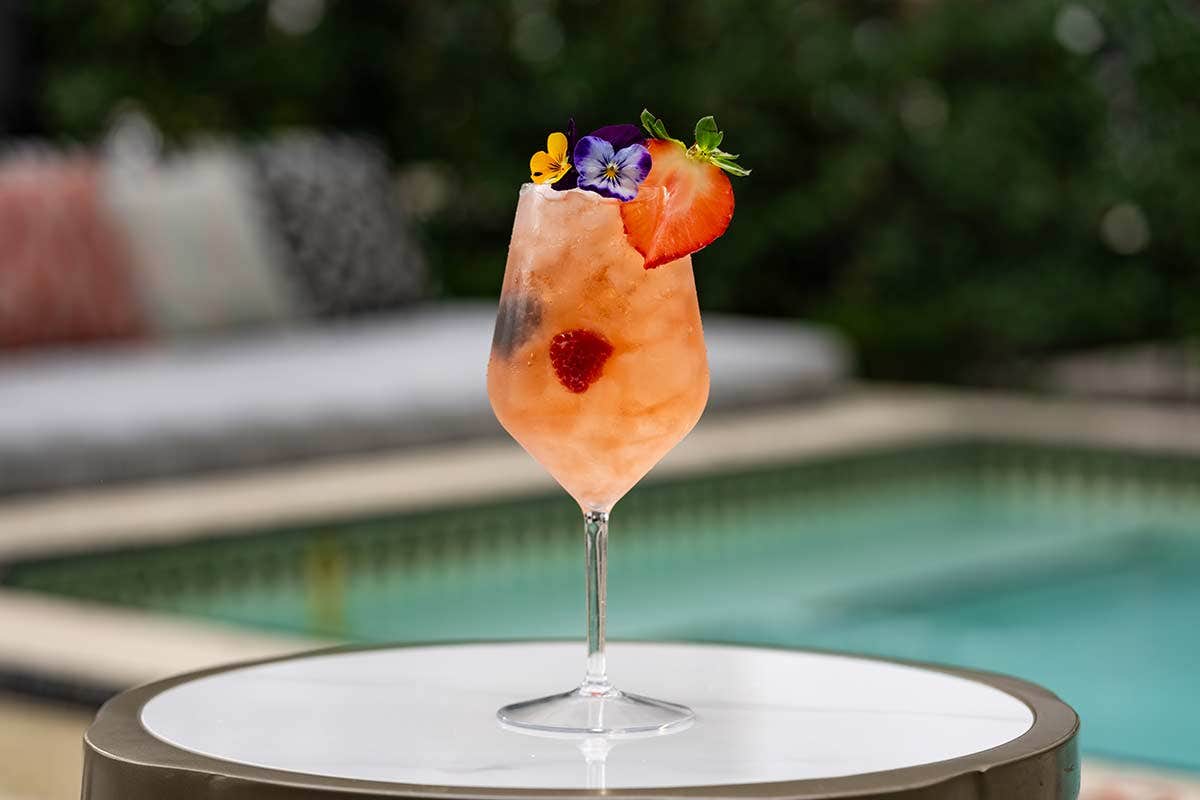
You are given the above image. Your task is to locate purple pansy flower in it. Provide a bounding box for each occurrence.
[573,136,652,201]
[553,122,645,192]
[587,123,644,152]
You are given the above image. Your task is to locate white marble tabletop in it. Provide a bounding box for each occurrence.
[137,641,1039,791]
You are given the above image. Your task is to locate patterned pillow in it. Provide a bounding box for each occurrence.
[0,154,146,349]
[253,132,427,317]
[0,133,426,350]
[103,147,306,336]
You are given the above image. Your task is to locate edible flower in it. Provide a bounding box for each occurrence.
[530,132,572,185]
[551,118,578,190]
[586,123,644,152]
[547,120,644,191]
[573,136,651,201]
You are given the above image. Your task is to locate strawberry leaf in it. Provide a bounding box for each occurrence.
[642,110,750,176]
[712,154,751,176]
[640,109,685,147]
[694,116,724,150]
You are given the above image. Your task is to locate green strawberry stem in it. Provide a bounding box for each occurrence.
[640,108,751,177]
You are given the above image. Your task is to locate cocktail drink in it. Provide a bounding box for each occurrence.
[488,186,709,512]
[488,111,748,735]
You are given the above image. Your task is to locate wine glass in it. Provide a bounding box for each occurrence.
[487,183,709,734]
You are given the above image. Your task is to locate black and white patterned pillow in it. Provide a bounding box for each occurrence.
[253,132,426,317]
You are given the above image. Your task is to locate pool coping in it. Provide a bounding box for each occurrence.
[8,385,1200,565]
[5,385,1200,702]
[0,587,332,699]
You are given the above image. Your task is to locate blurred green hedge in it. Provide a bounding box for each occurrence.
[27,0,1200,380]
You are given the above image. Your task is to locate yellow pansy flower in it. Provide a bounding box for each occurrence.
[530,132,572,184]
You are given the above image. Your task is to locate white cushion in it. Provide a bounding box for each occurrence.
[0,304,850,494]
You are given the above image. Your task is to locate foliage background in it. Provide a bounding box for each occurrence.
[12,0,1200,381]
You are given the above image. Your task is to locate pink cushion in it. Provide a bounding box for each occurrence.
[0,158,146,349]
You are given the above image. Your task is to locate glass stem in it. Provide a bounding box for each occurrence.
[582,510,611,694]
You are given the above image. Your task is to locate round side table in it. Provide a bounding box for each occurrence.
[82,642,1080,799]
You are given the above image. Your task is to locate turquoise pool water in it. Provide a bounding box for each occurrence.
[5,441,1199,769]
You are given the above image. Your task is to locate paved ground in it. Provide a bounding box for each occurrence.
[0,693,88,800]
[1081,765,1200,799]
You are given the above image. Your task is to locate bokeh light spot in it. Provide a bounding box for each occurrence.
[268,0,326,37]
[852,18,892,62]
[1055,4,1105,56]
[511,8,564,66]
[156,0,205,46]
[899,80,949,141]
[1100,203,1151,255]
[104,103,163,164]
[396,162,453,222]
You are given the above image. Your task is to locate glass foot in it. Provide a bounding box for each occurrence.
[497,685,694,735]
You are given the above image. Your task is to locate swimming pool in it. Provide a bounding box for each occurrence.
[4,440,1198,770]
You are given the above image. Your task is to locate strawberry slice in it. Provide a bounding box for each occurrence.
[550,329,614,393]
[619,112,748,270]
[620,139,734,270]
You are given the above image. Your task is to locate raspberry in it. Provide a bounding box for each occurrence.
[550,329,614,393]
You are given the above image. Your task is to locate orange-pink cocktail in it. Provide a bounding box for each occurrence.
[487,183,709,512]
